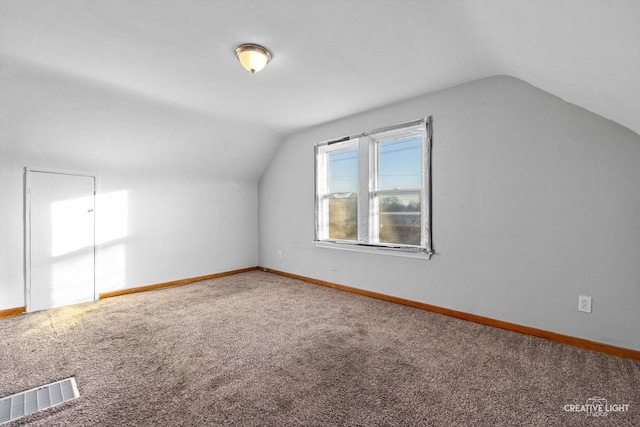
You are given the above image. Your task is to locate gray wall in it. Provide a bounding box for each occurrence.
[259,76,640,351]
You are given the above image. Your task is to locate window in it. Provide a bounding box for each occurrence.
[315,117,433,258]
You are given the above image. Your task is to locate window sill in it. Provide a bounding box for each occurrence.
[314,241,432,260]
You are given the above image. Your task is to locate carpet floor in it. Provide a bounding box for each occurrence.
[1,271,638,426]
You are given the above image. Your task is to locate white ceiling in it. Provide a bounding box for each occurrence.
[1,0,638,180]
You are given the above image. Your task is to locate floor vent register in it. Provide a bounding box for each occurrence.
[0,377,79,424]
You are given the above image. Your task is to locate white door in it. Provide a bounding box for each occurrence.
[28,171,96,311]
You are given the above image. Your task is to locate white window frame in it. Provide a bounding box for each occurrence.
[314,117,433,259]
[315,139,360,243]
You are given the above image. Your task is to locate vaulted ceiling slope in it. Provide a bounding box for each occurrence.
[1,1,638,179]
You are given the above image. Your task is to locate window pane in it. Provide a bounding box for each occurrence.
[328,147,358,193]
[328,197,357,240]
[378,194,421,245]
[327,147,358,193]
[378,136,422,190]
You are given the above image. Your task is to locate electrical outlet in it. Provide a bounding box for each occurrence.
[277,250,282,259]
[578,295,592,313]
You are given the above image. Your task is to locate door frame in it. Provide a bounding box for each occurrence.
[24,167,100,312]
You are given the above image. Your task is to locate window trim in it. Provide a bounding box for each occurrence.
[314,117,433,259]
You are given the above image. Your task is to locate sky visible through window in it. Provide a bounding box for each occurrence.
[378,136,422,190]
[328,147,358,193]
[328,136,422,193]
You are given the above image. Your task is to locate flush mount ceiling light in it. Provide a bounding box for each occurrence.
[235,43,272,74]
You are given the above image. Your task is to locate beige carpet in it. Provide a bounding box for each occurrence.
[1,271,638,426]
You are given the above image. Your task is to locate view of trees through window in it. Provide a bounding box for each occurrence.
[378,195,421,246]
[327,195,421,245]
[375,134,422,246]
[328,197,357,240]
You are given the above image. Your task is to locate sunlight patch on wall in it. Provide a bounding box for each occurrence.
[47,190,129,301]
[96,190,128,245]
[96,191,128,293]
[50,252,94,309]
[96,243,126,293]
[50,195,94,257]
[51,190,129,257]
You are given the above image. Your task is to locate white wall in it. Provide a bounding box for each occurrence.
[0,153,258,309]
[259,76,640,351]
[0,56,261,310]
